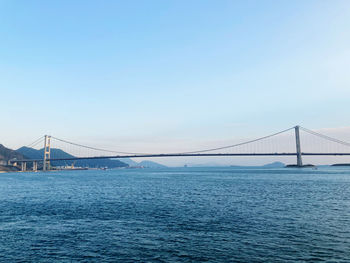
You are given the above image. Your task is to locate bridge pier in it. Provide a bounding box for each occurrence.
[33,161,38,172]
[21,162,27,172]
[295,126,303,167]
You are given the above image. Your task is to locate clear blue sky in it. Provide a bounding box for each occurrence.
[1,0,350,165]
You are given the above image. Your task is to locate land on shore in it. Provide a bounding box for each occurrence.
[0,143,167,172]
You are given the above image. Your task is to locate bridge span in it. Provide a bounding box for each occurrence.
[9,125,350,171]
[14,152,350,163]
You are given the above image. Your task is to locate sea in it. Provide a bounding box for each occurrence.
[0,167,349,262]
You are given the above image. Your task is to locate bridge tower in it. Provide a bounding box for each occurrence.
[295,126,303,167]
[43,135,51,171]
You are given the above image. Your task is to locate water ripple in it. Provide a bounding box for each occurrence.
[0,167,349,262]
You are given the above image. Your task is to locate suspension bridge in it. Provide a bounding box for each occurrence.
[9,125,350,171]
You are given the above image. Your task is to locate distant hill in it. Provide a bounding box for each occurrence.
[0,144,26,161]
[331,163,350,166]
[229,162,286,168]
[16,146,42,160]
[0,144,26,171]
[118,158,139,166]
[0,165,20,172]
[138,160,167,168]
[117,158,167,168]
[16,147,128,168]
[262,162,285,168]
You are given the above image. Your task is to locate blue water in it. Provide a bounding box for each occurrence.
[0,167,349,262]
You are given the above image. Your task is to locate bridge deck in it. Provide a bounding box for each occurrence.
[10,152,350,163]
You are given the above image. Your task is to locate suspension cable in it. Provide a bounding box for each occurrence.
[51,127,294,155]
[50,136,149,155]
[175,127,295,154]
[50,127,295,155]
[299,126,350,147]
[26,136,45,148]
[26,126,350,157]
